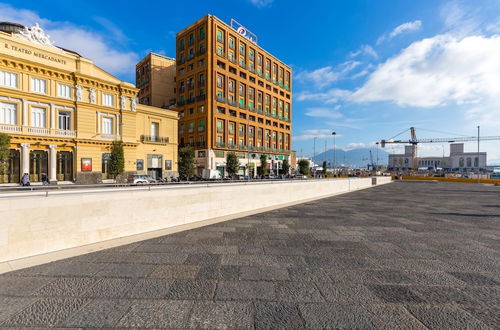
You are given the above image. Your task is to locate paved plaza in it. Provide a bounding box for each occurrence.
[0,181,499,328]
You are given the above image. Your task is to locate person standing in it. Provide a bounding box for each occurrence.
[21,172,30,186]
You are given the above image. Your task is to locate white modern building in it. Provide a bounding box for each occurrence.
[389,143,486,172]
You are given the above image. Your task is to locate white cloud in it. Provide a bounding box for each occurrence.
[293,129,340,141]
[305,106,342,119]
[343,142,378,151]
[295,61,360,88]
[377,20,422,45]
[295,88,351,104]
[349,45,378,59]
[351,34,500,114]
[0,3,139,79]
[248,0,274,8]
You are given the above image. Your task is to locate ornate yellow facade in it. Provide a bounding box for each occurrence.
[0,23,178,184]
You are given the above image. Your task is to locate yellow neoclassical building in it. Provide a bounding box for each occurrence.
[0,22,178,184]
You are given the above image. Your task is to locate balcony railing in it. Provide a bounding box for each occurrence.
[239,103,246,110]
[196,94,206,101]
[179,87,185,93]
[216,96,226,103]
[177,58,185,65]
[0,124,22,133]
[178,100,185,106]
[197,49,206,56]
[217,142,226,147]
[140,135,169,143]
[28,127,50,135]
[217,128,224,133]
[188,128,194,133]
[198,126,205,132]
[187,54,194,61]
[55,129,76,137]
[198,80,205,87]
[228,100,238,107]
[186,98,195,104]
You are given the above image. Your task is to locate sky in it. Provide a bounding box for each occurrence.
[2,0,500,163]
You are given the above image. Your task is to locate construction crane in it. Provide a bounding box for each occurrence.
[380,127,500,170]
[367,150,376,171]
[380,127,500,148]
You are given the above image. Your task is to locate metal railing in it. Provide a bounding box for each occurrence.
[140,135,169,143]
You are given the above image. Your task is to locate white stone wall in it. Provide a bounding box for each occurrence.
[0,177,391,264]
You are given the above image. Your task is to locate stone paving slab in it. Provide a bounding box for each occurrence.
[0,181,499,328]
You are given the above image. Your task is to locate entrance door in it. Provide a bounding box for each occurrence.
[102,153,111,179]
[5,149,20,183]
[57,151,73,181]
[147,154,163,180]
[30,150,48,182]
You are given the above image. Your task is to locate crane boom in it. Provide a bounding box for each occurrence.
[381,135,500,147]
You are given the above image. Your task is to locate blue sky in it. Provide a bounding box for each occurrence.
[3,0,500,163]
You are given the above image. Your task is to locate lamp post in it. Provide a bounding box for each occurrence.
[332,131,336,174]
[313,136,317,178]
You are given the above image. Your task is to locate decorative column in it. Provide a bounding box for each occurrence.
[20,143,30,175]
[22,100,28,126]
[49,145,57,183]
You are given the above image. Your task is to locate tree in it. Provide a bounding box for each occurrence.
[282,159,290,175]
[298,159,310,176]
[0,133,11,180]
[226,152,239,178]
[178,146,195,180]
[322,160,327,175]
[110,140,125,178]
[257,154,268,177]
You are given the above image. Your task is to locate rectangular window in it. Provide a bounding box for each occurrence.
[217,29,224,43]
[229,37,235,49]
[57,83,71,99]
[0,71,17,88]
[102,117,113,134]
[151,122,159,139]
[199,27,205,40]
[199,119,205,131]
[0,102,17,125]
[31,107,46,128]
[58,111,71,130]
[103,93,113,106]
[239,43,245,56]
[31,78,46,94]
[165,160,172,170]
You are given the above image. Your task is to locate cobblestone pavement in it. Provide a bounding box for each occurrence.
[1,181,499,329]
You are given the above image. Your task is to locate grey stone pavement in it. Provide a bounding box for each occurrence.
[1,181,499,329]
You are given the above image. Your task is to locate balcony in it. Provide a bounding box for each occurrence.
[198,126,205,132]
[228,100,238,107]
[248,106,255,112]
[228,57,237,64]
[141,135,170,144]
[186,98,195,104]
[217,128,224,133]
[198,80,205,87]
[178,100,185,106]
[197,48,206,56]
[0,124,21,133]
[196,94,206,101]
[239,63,246,69]
[239,103,246,110]
[217,50,226,58]
[196,141,205,147]
[216,96,226,103]
[188,128,194,133]
[217,142,226,148]
[188,84,194,90]
[177,58,185,65]
[187,54,194,61]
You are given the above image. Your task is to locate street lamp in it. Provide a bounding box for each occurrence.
[313,136,317,178]
[332,131,336,174]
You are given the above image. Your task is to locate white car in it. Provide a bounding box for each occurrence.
[128,174,156,184]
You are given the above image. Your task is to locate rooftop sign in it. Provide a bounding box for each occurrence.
[230,19,258,44]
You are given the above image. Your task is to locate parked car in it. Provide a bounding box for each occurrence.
[127,174,156,184]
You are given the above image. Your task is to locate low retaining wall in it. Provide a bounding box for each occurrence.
[401,176,500,184]
[0,177,391,267]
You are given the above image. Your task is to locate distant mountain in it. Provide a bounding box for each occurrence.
[311,148,389,169]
